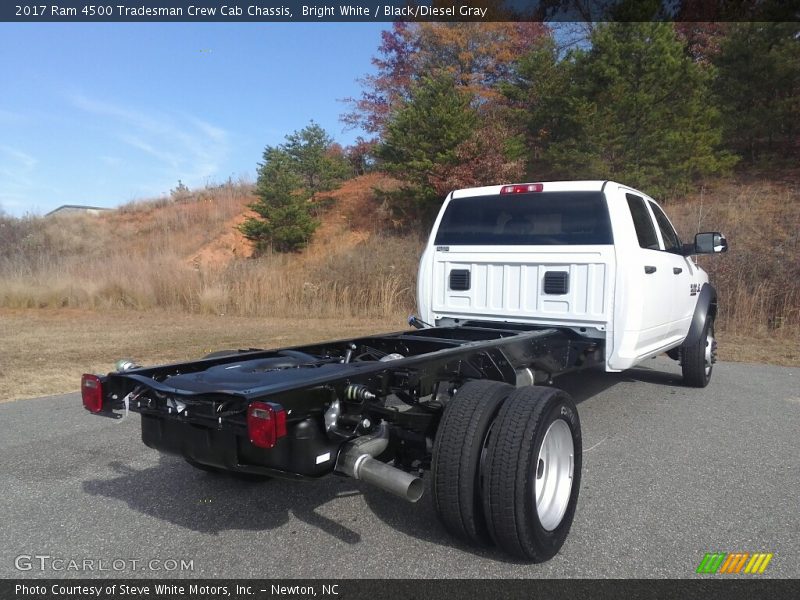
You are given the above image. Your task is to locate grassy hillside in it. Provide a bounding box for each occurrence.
[0,174,420,319]
[668,176,799,340]
[0,172,797,365]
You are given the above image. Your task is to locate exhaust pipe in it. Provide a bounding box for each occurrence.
[335,425,424,503]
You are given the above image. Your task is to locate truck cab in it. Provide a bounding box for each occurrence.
[417,181,727,375]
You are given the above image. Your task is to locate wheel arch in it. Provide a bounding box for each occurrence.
[683,283,717,347]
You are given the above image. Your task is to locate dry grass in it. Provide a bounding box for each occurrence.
[716,332,800,367]
[0,308,405,403]
[218,235,421,318]
[667,176,800,339]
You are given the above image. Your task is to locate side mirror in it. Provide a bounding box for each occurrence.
[693,232,728,255]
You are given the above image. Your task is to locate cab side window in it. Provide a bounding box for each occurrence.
[625,193,659,250]
[648,201,682,253]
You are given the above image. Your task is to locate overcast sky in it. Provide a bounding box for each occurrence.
[0,23,385,216]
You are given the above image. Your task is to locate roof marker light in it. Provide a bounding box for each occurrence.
[500,183,544,194]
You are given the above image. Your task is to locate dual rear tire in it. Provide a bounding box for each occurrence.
[432,380,582,561]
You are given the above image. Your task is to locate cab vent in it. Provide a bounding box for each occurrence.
[543,271,569,295]
[449,269,471,291]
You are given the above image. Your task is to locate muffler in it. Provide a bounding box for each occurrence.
[335,425,423,503]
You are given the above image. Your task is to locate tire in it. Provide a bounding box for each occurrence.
[184,458,271,482]
[482,386,582,562]
[432,380,514,546]
[681,316,716,388]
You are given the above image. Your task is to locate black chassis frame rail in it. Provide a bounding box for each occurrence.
[96,321,601,477]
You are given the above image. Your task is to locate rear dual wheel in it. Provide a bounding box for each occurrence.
[432,381,582,561]
[482,386,582,561]
[432,380,513,545]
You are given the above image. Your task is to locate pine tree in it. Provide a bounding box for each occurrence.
[240,123,348,254]
[282,123,351,192]
[713,23,800,162]
[511,23,734,197]
[376,74,478,224]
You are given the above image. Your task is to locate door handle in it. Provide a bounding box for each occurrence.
[644,266,657,274]
[673,267,683,274]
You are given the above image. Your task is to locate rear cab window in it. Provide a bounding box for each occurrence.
[433,191,613,246]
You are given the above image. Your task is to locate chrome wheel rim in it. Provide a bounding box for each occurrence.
[704,324,717,377]
[535,419,574,531]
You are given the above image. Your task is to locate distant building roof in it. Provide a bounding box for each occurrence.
[45,205,113,217]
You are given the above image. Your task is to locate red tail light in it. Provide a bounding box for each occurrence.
[500,183,544,194]
[81,374,104,413]
[247,402,287,449]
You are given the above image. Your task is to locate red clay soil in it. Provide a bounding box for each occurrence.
[186,173,402,269]
[188,211,256,269]
[302,173,401,264]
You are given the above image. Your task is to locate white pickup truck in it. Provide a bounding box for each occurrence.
[83,180,726,562]
[418,180,727,386]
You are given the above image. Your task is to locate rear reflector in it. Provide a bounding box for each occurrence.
[500,183,544,194]
[81,374,104,413]
[247,401,287,449]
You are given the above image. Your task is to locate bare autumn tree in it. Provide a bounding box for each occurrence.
[428,110,525,197]
[341,22,418,137]
[343,22,550,138]
[345,22,547,228]
[675,22,729,65]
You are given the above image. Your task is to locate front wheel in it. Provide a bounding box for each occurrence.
[682,317,716,388]
[481,386,582,562]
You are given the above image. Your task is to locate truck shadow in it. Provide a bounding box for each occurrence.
[358,482,520,563]
[553,361,685,404]
[82,455,492,560]
[82,456,364,544]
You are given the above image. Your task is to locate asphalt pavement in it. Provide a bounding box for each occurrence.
[1,357,798,578]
